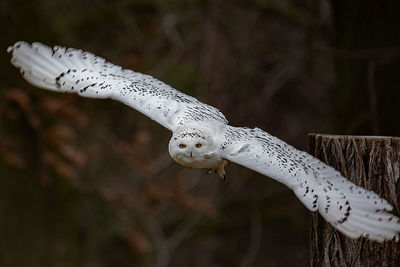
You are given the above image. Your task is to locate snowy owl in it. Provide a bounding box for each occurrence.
[7,41,400,242]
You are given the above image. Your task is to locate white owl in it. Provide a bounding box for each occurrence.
[7,41,400,242]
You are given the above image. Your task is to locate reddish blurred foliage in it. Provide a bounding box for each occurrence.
[41,97,88,128]
[4,88,32,111]
[121,54,141,71]
[1,88,89,181]
[48,124,77,142]
[44,151,77,180]
[146,181,174,201]
[116,131,153,171]
[46,125,88,168]
[126,230,152,254]
[4,88,41,128]
[0,137,27,169]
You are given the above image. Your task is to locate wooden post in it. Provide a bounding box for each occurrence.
[308,134,400,266]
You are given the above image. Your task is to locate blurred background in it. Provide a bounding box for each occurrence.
[1,0,400,266]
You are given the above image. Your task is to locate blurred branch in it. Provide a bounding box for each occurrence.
[161,14,184,48]
[240,207,262,267]
[316,44,400,60]
[168,214,203,253]
[260,54,300,104]
[198,0,219,97]
[148,219,171,267]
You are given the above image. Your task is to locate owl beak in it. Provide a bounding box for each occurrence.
[190,150,193,157]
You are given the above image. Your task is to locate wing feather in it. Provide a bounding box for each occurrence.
[7,41,227,131]
[221,125,400,241]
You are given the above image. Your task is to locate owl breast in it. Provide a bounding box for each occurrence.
[172,152,222,169]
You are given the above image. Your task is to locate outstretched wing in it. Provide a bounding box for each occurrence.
[221,125,400,242]
[7,41,227,131]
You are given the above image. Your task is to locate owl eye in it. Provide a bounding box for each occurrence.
[179,144,186,149]
[195,143,202,148]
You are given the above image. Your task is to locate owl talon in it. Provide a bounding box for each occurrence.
[216,159,229,180]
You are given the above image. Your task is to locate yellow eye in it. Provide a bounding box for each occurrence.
[195,143,202,148]
[179,144,186,149]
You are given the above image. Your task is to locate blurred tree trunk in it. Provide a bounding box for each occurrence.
[308,134,400,267]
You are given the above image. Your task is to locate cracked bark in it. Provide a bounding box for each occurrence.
[308,134,400,267]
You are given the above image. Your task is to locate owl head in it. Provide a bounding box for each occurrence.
[168,127,217,167]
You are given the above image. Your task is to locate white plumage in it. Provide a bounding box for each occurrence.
[8,41,400,242]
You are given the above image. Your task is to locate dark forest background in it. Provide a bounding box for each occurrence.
[1,1,400,266]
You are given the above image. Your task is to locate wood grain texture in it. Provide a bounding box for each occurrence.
[309,134,400,267]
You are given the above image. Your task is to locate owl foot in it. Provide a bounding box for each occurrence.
[217,159,229,181]
[205,160,228,180]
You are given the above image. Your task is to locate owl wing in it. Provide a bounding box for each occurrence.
[221,125,400,242]
[7,42,227,131]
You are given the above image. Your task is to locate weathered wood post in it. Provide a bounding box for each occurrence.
[308,134,400,266]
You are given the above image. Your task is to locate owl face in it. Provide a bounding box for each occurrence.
[168,128,219,168]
